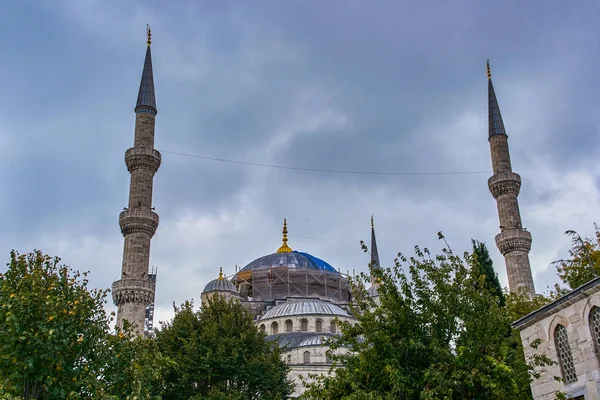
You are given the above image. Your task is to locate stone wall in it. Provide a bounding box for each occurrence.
[517,290,600,399]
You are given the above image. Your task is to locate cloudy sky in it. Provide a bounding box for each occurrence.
[1,0,599,325]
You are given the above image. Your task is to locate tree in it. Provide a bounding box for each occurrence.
[553,224,600,292]
[155,296,293,400]
[301,236,550,400]
[0,250,170,400]
[101,329,173,400]
[0,250,112,399]
[471,239,505,306]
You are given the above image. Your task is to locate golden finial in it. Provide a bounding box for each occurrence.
[146,25,152,46]
[218,267,223,279]
[371,215,374,228]
[486,59,491,80]
[277,218,293,253]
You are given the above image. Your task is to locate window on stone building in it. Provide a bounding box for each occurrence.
[259,324,265,333]
[330,321,337,334]
[285,319,293,333]
[287,354,291,364]
[325,351,332,364]
[271,321,278,335]
[554,324,577,383]
[316,319,323,332]
[303,351,310,364]
[301,318,308,332]
[590,306,600,362]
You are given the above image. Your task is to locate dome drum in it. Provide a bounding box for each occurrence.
[235,266,350,303]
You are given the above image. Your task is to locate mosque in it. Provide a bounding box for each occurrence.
[199,217,379,395]
[111,29,600,399]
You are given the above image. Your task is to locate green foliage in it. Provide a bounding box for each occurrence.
[301,236,552,400]
[101,327,173,400]
[553,224,600,292]
[0,250,170,400]
[0,250,113,399]
[155,296,293,400]
[471,240,505,306]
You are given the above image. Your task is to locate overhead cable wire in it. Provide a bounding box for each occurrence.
[160,216,473,243]
[159,149,491,176]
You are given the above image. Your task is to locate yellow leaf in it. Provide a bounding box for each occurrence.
[48,315,54,321]
[9,293,15,298]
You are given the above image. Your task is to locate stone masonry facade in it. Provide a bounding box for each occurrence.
[514,278,600,399]
[487,62,536,296]
[112,39,160,336]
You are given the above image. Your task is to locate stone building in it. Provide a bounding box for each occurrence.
[200,218,380,397]
[514,277,600,399]
[487,60,600,399]
[113,30,587,398]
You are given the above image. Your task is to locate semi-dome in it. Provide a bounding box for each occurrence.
[262,299,350,320]
[202,268,238,294]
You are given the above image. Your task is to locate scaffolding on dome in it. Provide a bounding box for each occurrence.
[144,266,157,337]
[234,266,351,304]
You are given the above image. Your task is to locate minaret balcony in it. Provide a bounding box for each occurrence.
[488,172,521,199]
[125,147,162,173]
[112,278,155,306]
[495,229,532,255]
[119,209,159,236]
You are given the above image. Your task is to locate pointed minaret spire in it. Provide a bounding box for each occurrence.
[113,27,162,335]
[487,60,506,138]
[136,25,156,114]
[367,216,382,297]
[370,215,380,271]
[277,218,293,253]
[486,60,535,297]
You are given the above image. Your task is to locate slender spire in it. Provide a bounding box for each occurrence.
[218,267,224,280]
[370,215,380,270]
[136,26,156,113]
[277,218,293,253]
[487,59,506,138]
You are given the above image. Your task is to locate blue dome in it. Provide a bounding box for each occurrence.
[202,277,238,294]
[239,251,337,274]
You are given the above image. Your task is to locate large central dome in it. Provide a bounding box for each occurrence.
[233,219,350,304]
[239,251,337,274]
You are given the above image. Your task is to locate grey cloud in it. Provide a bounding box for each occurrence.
[1,0,599,323]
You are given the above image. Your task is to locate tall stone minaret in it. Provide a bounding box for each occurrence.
[112,26,161,335]
[486,60,535,296]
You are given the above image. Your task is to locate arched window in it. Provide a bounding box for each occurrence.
[303,351,311,364]
[325,351,332,364]
[316,319,323,332]
[287,354,292,364]
[301,318,308,332]
[285,319,293,333]
[554,324,577,383]
[259,324,265,333]
[330,321,337,334]
[590,306,600,360]
[271,321,278,335]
